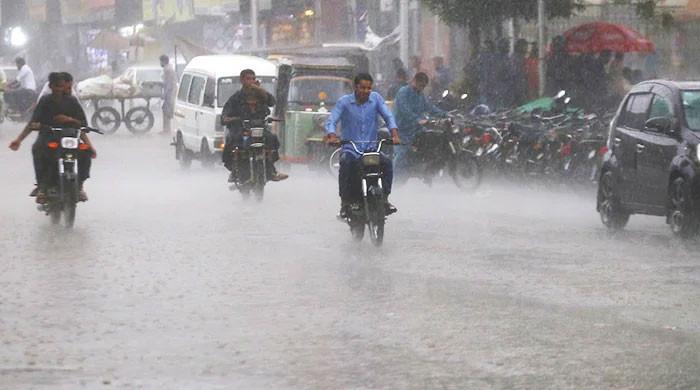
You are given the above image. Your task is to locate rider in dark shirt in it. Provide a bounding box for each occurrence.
[221,69,287,182]
[9,72,95,203]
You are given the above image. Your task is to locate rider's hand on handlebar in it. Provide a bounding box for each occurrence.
[8,139,20,151]
[391,130,401,146]
[325,133,339,145]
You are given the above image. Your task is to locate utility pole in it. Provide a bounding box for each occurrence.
[251,0,258,49]
[400,0,409,66]
[538,0,546,96]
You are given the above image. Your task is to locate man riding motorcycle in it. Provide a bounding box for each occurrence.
[4,57,37,116]
[392,72,446,169]
[8,72,95,203]
[221,69,288,182]
[325,73,401,217]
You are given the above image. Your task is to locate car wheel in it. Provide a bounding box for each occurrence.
[598,170,630,230]
[200,139,214,168]
[669,177,699,238]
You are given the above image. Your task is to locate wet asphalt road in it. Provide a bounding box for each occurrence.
[1,123,699,389]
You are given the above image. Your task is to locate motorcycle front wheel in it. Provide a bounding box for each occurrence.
[350,221,365,242]
[63,180,79,228]
[367,197,385,247]
[451,155,481,192]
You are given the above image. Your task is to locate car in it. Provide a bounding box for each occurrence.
[118,65,164,98]
[597,80,700,237]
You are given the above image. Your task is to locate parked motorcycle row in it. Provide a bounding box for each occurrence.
[434,90,615,188]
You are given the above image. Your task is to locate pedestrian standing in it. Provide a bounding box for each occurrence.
[160,54,177,134]
[525,43,540,100]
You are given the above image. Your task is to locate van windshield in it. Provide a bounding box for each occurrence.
[288,76,352,107]
[217,76,276,107]
[682,91,700,131]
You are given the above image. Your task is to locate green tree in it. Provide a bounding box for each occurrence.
[421,0,585,54]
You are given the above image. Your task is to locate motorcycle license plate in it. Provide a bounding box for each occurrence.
[251,128,264,138]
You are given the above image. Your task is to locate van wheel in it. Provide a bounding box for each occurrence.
[176,134,191,169]
[669,177,699,238]
[201,140,214,168]
[598,170,629,230]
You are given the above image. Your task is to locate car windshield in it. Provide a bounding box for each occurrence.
[137,69,162,83]
[682,91,700,131]
[217,76,276,107]
[288,76,352,106]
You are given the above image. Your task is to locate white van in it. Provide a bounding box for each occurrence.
[173,55,277,166]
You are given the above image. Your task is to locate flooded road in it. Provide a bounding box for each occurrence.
[1,126,699,389]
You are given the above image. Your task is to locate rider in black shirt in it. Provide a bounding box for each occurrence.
[221,69,288,182]
[8,72,95,203]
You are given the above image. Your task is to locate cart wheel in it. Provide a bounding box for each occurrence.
[124,107,155,134]
[91,106,120,134]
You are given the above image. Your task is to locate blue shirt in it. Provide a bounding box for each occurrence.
[393,85,445,141]
[325,91,398,155]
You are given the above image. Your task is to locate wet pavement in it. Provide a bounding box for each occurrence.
[1,124,699,389]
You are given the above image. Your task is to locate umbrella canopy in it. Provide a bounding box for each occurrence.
[562,22,655,54]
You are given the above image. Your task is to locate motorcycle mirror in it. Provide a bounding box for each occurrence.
[460,94,468,100]
[442,90,449,98]
[555,90,566,99]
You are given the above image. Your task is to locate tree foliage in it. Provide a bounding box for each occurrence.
[420,0,586,28]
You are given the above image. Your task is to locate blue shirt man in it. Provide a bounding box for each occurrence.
[325,73,400,215]
[394,73,446,144]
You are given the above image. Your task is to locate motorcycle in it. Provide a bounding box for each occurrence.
[3,82,38,123]
[229,118,274,201]
[339,139,395,246]
[397,117,481,191]
[39,126,102,228]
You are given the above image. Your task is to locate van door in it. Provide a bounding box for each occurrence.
[175,73,192,139]
[198,77,218,151]
[185,75,206,150]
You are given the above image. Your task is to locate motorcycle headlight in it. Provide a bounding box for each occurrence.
[61,137,79,149]
[361,153,381,167]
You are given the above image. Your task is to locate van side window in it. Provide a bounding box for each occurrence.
[178,74,192,102]
[202,77,215,108]
[620,93,652,130]
[188,76,205,105]
[649,95,673,119]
